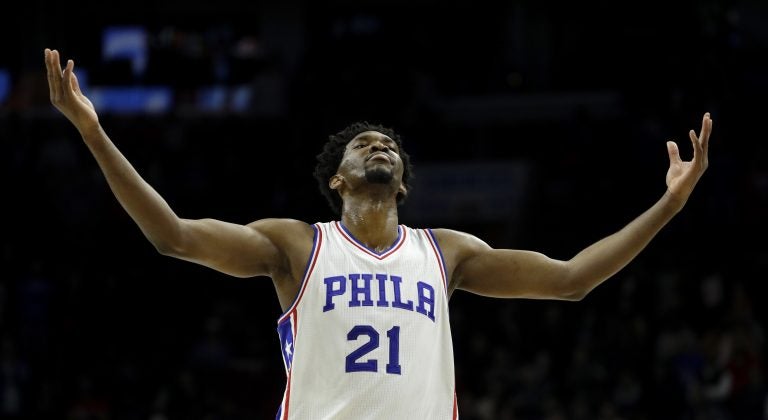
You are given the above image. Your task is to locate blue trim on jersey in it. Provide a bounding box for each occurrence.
[338,221,402,256]
[277,316,295,371]
[276,224,319,323]
[427,229,449,287]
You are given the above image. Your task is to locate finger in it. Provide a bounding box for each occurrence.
[45,49,57,102]
[49,50,64,103]
[688,112,711,161]
[667,141,682,165]
[72,71,82,96]
[44,48,51,77]
[700,112,712,152]
[689,129,701,160]
[62,59,75,99]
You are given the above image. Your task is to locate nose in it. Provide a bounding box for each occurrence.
[369,139,390,153]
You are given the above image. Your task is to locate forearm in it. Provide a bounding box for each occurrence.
[567,190,683,297]
[81,124,183,251]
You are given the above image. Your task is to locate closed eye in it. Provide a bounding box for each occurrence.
[383,140,398,153]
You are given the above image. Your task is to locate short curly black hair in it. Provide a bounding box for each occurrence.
[314,121,413,215]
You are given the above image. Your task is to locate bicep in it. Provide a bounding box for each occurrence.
[456,247,575,300]
[165,218,288,278]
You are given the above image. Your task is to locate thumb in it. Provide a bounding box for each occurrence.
[72,71,83,95]
[667,141,681,164]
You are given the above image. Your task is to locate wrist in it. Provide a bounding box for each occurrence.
[661,189,687,214]
[78,122,104,142]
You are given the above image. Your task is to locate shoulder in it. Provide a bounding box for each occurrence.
[424,228,493,292]
[246,218,316,246]
[429,228,491,255]
[245,218,319,280]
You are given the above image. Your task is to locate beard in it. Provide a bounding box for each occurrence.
[365,167,394,184]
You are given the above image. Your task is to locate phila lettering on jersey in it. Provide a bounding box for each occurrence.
[275,221,458,420]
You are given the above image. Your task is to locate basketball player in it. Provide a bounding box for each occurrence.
[44,48,712,419]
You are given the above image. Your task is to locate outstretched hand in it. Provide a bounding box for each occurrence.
[44,48,98,133]
[665,112,712,207]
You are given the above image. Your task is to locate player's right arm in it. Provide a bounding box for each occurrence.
[44,48,310,280]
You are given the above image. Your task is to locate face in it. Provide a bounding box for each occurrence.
[332,130,406,195]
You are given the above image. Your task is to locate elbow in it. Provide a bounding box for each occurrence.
[560,289,589,302]
[558,276,593,302]
[153,243,177,257]
[153,241,177,257]
[145,223,187,257]
[558,264,599,301]
[545,269,587,301]
[151,237,185,258]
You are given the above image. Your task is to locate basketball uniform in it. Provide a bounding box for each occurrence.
[275,221,458,419]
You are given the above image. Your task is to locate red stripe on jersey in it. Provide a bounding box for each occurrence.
[334,221,407,260]
[423,230,448,292]
[278,224,323,325]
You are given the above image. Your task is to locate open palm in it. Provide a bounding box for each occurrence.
[45,48,98,132]
[665,112,712,205]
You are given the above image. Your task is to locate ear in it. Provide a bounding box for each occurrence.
[329,174,344,191]
[398,182,407,197]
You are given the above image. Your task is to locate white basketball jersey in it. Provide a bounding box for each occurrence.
[275,221,458,420]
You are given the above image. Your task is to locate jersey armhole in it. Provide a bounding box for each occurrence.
[425,228,449,294]
[277,223,322,324]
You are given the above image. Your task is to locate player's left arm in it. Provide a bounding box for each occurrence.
[438,112,712,300]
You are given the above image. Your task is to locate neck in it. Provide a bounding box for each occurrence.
[340,196,400,253]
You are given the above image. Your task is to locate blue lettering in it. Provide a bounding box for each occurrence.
[375,274,389,307]
[323,275,346,312]
[416,282,435,321]
[390,275,414,311]
[322,273,435,322]
[349,274,374,307]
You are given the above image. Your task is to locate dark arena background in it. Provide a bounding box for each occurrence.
[2,0,767,419]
